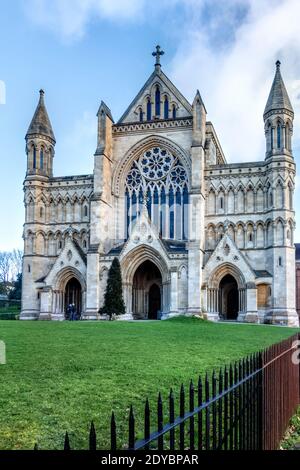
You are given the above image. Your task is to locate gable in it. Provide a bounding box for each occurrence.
[203,232,256,285]
[119,206,169,264]
[118,70,192,124]
[42,237,87,287]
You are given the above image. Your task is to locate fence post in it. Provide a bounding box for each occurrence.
[212,371,217,450]
[205,373,210,450]
[180,384,185,451]
[64,431,71,451]
[89,421,96,450]
[111,412,117,450]
[189,380,195,450]
[169,389,175,450]
[258,350,263,450]
[218,369,223,450]
[128,405,135,450]
[144,398,150,451]
[224,366,228,450]
[157,393,163,450]
[198,376,203,451]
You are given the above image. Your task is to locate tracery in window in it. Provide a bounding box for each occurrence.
[125,147,189,240]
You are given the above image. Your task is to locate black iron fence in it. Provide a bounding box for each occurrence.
[37,333,300,451]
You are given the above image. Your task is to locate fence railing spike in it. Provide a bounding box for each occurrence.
[89,420,97,451]
[169,387,175,450]
[111,411,117,451]
[64,431,70,451]
[157,391,163,450]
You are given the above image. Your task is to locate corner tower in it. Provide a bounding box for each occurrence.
[21,89,56,320]
[263,62,297,326]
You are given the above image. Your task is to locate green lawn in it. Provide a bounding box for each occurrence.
[0,317,298,450]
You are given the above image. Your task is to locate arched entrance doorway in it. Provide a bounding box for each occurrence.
[64,277,82,319]
[148,283,161,319]
[219,274,239,320]
[132,260,162,319]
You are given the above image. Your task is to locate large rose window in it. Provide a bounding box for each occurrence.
[139,148,174,180]
[125,146,189,241]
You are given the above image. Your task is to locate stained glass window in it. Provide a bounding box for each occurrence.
[147,99,151,121]
[155,86,160,117]
[125,147,189,240]
[164,97,169,119]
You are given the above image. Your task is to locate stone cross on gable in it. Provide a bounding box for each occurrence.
[152,45,165,67]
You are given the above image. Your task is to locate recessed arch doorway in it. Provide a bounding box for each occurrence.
[219,274,239,320]
[64,277,82,319]
[132,260,162,319]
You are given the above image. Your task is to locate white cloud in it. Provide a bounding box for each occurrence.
[24,0,146,40]
[170,0,300,164]
[169,0,300,240]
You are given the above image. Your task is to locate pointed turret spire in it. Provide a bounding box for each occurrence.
[26,89,55,142]
[192,89,207,113]
[264,61,293,118]
[192,89,206,147]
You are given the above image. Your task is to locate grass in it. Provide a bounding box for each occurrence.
[281,406,300,450]
[0,317,298,450]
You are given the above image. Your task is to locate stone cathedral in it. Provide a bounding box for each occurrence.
[21,47,298,326]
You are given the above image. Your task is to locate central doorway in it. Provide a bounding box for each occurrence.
[132,260,162,319]
[64,277,82,319]
[148,283,161,319]
[219,274,239,320]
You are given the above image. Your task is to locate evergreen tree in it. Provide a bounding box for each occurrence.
[9,273,22,300]
[100,258,125,319]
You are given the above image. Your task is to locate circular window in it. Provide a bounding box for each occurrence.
[139,147,174,181]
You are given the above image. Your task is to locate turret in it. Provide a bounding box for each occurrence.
[264,61,294,159]
[95,101,114,157]
[25,89,56,177]
[192,90,206,147]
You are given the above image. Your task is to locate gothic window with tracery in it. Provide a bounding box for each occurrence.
[125,146,189,240]
[33,147,36,169]
[147,98,151,121]
[40,149,44,169]
[172,104,176,119]
[277,123,281,149]
[155,86,161,117]
[164,96,169,119]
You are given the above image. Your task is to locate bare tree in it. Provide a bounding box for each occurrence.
[0,251,12,283]
[11,249,23,278]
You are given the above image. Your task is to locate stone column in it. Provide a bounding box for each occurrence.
[39,287,53,320]
[169,267,178,316]
[84,252,99,320]
[202,286,208,313]
[245,282,258,323]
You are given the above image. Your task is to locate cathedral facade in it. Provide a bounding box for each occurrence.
[21,48,299,326]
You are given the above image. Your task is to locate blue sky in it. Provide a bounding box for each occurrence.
[0,0,300,250]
